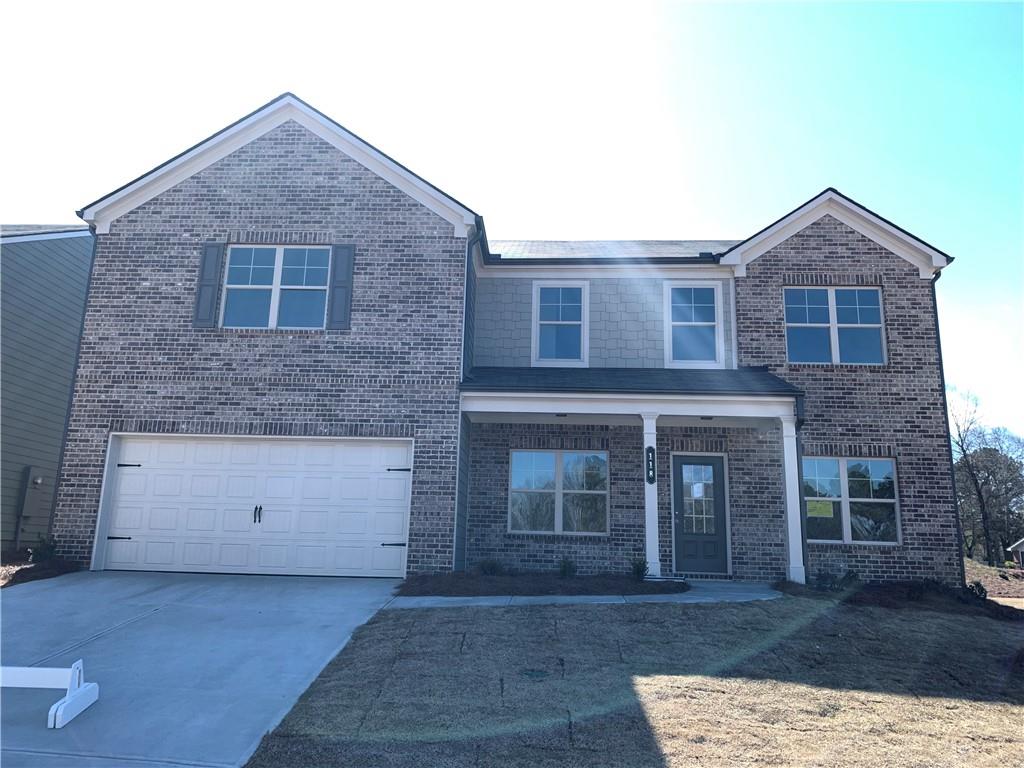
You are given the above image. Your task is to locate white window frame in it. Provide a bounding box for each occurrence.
[804,456,901,546]
[663,280,725,369]
[220,245,331,330]
[784,287,886,365]
[531,280,589,367]
[507,449,609,536]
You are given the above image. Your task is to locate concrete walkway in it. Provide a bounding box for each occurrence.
[1,571,398,768]
[385,579,780,609]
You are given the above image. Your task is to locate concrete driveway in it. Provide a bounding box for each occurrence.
[1,571,398,767]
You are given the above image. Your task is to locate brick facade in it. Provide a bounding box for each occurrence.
[465,422,788,581]
[52,121,467,573]
[735,214,961,585]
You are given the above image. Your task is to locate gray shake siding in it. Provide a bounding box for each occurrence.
[52,121,466,572]
[1,233,93,549]
[473,277,734,367]
[735,214,960,585]
[465,422,788,580]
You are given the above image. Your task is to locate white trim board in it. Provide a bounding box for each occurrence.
[719,189,951,279]
[0,230,92,244]
[79,95,476,238]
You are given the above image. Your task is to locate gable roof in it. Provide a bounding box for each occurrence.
[718,188,952,279]
[78,93,478,237]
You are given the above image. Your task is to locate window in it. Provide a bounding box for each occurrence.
[664,281,724,367]
[509,450,609,534]
[532,282,588,366]
[222,246,330,329]
[784,287,885,364]
[803,457,899,544]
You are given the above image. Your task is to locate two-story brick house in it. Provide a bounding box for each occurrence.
[52,94,962,586]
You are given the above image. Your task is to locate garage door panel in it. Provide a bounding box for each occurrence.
[104,437,411,577]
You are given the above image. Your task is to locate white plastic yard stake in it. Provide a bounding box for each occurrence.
[0,659,99,727]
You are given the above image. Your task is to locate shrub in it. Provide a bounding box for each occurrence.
[966,580,988,600]
[558,557,577,579]
[478,559,504,576]
[630,557,649,581]
[27,536,58,564]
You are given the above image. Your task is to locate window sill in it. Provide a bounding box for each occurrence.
[211,327,346,335]
[807,540,902,548]
[784,362,888,370]
[505,531,610,541]
[531,359,588,368]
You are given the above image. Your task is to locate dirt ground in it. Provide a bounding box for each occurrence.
[398,572,690,596]
[247,592,1024,768]
[965,558,1024,598]
[0,557,78,588]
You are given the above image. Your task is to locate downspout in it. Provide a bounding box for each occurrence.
[931,270,967,588]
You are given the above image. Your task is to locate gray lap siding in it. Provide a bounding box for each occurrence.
[52,121,466,573]
[465,422,789,580]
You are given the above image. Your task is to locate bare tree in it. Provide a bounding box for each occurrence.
[950,393,997,566]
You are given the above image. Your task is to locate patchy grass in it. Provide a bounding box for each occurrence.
[965,558,1024,598]
[398,572,690,597]
[247,591,1023,768]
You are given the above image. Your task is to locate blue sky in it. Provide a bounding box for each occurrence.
[2,0,1021,430]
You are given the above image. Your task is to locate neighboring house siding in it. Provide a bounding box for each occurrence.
[735,214,960,585]
[51,121,466,572]
[465,422,787,580]
[474,277,734,367]
[1,235,93,549]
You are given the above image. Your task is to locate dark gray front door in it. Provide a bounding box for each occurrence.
[673,455,727,574]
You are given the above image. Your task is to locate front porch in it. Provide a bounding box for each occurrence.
[457,371,806,583]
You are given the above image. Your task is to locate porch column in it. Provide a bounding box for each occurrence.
[642,412,661,577]
[780,415,806,584]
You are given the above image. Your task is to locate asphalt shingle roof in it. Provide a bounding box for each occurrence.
[488,240,739,261]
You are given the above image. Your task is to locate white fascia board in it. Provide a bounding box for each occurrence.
[0,230,92,244]
[460,390,796,420]
[721,190,950,279]
[80,96,475,238]
[474,255,735,280]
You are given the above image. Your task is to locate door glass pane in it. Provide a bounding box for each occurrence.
[681,464,715,534]
[223,289,271,328]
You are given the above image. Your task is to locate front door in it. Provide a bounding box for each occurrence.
[672,455,728,574]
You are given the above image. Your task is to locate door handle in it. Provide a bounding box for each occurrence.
[257,505,262,523]
[253,505,258,524]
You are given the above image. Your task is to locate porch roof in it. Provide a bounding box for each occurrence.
[460,366,801,398]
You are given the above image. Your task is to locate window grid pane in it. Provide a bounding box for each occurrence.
[802,456,898,544]
[669,284,718,363]
[537,284,584,361]
[785,287,884,364]
[509,450,608,535]
[223,246,331,330]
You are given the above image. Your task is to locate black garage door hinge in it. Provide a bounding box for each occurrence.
[386,467,411,472]
[381,542,407,547]
[107,536,132,540]
[117,463,142,468]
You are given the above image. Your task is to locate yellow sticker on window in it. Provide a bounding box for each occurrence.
[806,500,834,518]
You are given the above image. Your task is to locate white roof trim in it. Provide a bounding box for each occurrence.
[719,189,952,279]
[0,230,92,244]
[79,95,477,238]
[1008,537,1024,551]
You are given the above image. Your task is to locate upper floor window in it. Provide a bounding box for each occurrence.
[663,281,724,368]
[221,246,330,329]
[784,287,884,364]
[532,281,588,367]
[803,457,899,544]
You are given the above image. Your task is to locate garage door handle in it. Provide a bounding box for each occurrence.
[107,536,132,540]
[381,542,407,547]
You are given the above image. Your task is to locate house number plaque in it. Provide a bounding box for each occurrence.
[645,447,656,484]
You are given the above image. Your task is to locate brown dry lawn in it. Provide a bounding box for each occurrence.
[248,594,1023,768]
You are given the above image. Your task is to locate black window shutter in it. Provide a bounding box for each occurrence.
[327,244,355,330]
[193,242,226,328]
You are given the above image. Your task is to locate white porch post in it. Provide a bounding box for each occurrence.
[780,415,806,584]
[642,412,661,577]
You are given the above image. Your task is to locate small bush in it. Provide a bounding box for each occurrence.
[558,557,577,579]
[478,559,504,576]
[27,536,58,564]
[965,580,988,600]
[630,557,649,581]
[813,569,839,592]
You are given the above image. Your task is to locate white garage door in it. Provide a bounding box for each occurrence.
[99,436,412,577]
